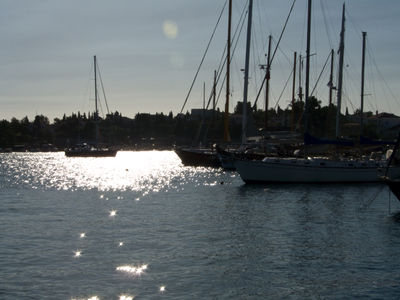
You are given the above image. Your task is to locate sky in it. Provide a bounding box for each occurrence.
[1,0,400,121]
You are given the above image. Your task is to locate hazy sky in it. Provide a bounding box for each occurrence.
[1,0,400,121]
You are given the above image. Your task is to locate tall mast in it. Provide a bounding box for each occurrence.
[336,3,345,138]
[298,54,303,102]
[264,35,272,132]
[291,51,297,131]
[94,55,99,144]
[241,0,253,145]
[304,0,312,134]
[360,31,367,135]
[224,0,232,142]
[94,55,98,118]
[329,49,334,106]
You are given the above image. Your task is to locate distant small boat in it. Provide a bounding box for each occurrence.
[65,143,117,158]
[65,56,117,158]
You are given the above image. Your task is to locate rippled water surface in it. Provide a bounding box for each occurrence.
[1,151,400,299]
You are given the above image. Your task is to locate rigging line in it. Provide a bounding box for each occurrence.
[310,50,331,97]
[320,0,333,49]
[277,43,293,65]
[252,0,297,109]
[274,69,293,110]
[96,60,110,115]
[270,0,296,65]
[179,0,228,114]
[203,0,248,112]
[207,1,248,111]
[197,3,249,143]
[367,40,400,109]
[220,0,249,84]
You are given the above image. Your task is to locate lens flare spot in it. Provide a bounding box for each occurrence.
[169,52,185,69]
[163,20,178,39]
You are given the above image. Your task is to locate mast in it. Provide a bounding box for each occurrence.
[224,0,232,142]
[298,54,303,102]
[336,3,345,138]
[264,35,272,132]
[291,51,297,131]
[304,0,312,135]
[241,0,253,145]
[94,55,98,118]
[329,49,334,106]
[213,70,216,122]
[94,55,99,145]
[360,31,367,135]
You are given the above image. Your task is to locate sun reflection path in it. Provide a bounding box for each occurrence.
[2,151,230,192]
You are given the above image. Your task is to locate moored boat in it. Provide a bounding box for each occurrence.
[65,143,117,158]
[65,56,117,158]
[174,147,220,167]
[235,156,399,183]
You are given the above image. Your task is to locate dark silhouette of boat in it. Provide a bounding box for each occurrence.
[174,147,220,167]
[65,56,117,158]
[65,143,117,157]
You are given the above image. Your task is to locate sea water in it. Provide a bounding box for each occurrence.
[1,151,400,299]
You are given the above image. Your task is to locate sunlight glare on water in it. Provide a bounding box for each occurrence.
[0,151,215,192]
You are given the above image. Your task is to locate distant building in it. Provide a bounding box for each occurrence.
[367,113,400,138]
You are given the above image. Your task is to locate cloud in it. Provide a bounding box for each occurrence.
[162,20,178,39]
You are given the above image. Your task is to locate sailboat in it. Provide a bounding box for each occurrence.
[65,56,117,158]
[235,1,400,183]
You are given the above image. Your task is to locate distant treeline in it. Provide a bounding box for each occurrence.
[0,98,380,150]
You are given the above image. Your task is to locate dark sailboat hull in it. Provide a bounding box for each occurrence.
[387,179,400,201]
[174,147,221,168]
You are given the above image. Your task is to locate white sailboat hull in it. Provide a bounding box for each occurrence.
[235,157,400,183]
